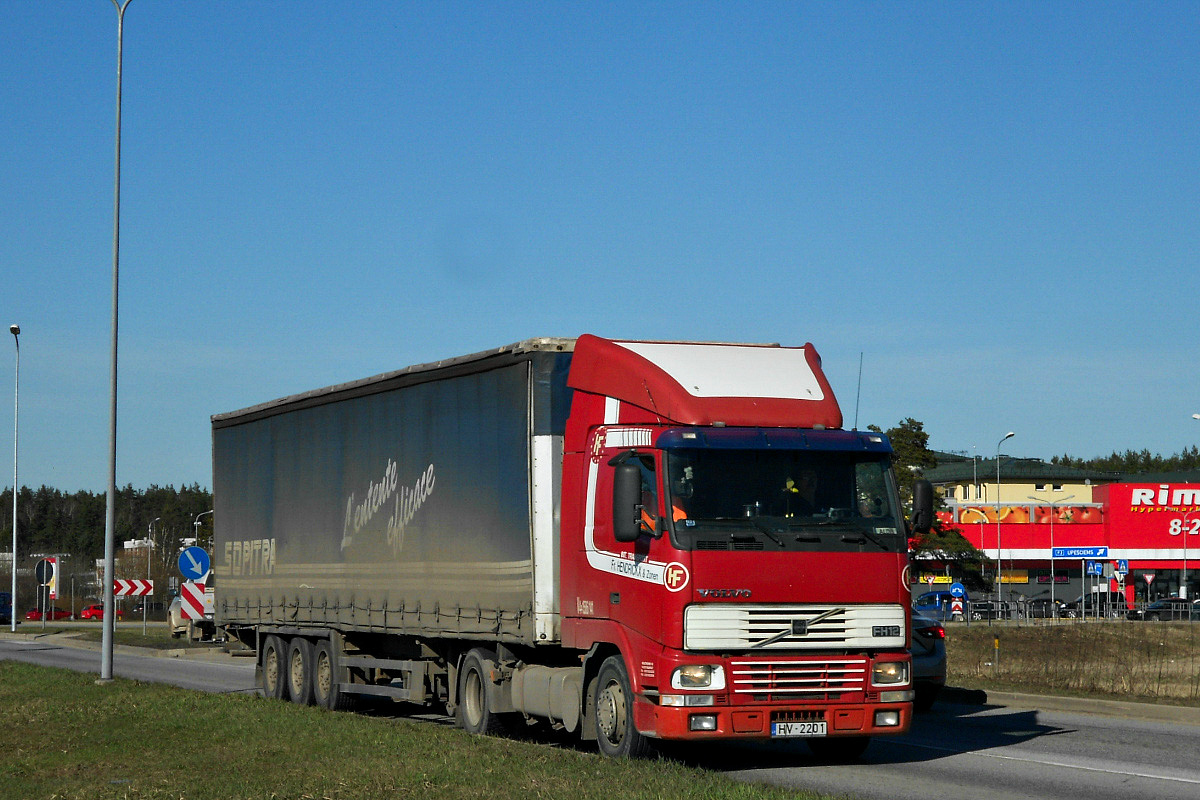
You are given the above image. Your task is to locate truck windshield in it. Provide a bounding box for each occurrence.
[664,449,904,553]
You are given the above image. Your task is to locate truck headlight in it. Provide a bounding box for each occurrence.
[671,664,726,690]
[871,661,909,686]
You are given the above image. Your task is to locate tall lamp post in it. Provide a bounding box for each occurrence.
[9,325,18,633]
[192,509,213,551]
[995,431,1016,613]
[144,517,159,635]
[1190,419,1200,599]
[101,0,134,684]
[1182,509,1194,602]
[1029,493,1075,618]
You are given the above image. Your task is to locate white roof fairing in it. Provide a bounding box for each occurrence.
[615,341,825,400]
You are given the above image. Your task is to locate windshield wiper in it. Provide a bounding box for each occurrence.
[748,519,786,548]
[841,527,891,552]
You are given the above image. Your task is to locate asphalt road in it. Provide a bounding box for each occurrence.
[707,700,1200,800]
[0,633,257,695]
[3,633,1198,800]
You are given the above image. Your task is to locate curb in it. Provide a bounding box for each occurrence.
[0,629,244,661]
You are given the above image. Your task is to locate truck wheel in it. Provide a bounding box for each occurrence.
[807,735,870,762]
[261,635,287,699]
[313,639,356,711]
[456,648,515,736]
[593,656,653,758]
[287,637,315,705]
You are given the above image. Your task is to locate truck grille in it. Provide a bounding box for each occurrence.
[729,657,868,701]
[684,604,906,650]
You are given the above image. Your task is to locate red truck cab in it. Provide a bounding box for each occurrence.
[559,335,921,758]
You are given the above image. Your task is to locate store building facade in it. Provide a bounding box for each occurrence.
[923,456,1200,604]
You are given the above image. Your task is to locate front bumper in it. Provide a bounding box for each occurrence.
[638,696,913,740]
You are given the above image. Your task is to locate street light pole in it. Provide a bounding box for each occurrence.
[101,0,134,684]
[9,325,18,633]
[995,432,1015,614]
[1183,509,1194,602]
[1029,493,1075,618]
[144,517,159,635]
[193,509,214,551]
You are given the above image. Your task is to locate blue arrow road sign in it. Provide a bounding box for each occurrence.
[1053,546,1109,559]
[178,546,211,580]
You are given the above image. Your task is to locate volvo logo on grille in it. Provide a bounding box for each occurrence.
[697,588,752,598]
[752,607,846,648]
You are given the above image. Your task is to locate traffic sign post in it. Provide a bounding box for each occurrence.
[34,558,59,629]
[113,579,153,597]
[180,582,211,621]
[178,547,211,583]
[1053,546,1108,559]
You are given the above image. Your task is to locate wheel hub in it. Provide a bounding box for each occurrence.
[596,680,625,743]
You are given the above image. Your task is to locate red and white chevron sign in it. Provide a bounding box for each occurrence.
[113,579,154,597]
[181,582,208,620]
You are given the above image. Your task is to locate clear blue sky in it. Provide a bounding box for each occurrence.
[2,2,1198,492]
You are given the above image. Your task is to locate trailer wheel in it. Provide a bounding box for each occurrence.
[261,635,287,699]
[807,735,870,762]
[313,639,356,711]
[456,648,514,736]
[287,637,315,705]
[593,656,653,758]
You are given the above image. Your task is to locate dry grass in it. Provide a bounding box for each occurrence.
[947,620,1200,705]
[0,662,827,800]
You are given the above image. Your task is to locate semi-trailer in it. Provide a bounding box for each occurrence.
[212,334,932,759]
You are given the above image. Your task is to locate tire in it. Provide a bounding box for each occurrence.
[456,648,515,736]
[313,639,356,711]
[593,656,654,758]
[287,637,316,705]
[807,735,870,762]
[261,635,288,699]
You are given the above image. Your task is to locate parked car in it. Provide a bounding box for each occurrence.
[78,603,124,621]
[1127,597,1199,621]
[131,600,167,616]
[25,607,71,621]
[1025,597,1064,619]
[913,589,967,621]
[0,591,12,625]
[1061,592,1127,618]
[910,610,947,712]
[967,599,1008,620]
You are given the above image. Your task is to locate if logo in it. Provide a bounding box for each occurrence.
[664,562,690,592]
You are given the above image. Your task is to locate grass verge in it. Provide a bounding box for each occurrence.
[946,620,1200,706]
[0,661,827,800]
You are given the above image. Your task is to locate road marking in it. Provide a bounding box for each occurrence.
[897,739,1200,786]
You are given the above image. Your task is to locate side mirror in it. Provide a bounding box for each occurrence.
[613,463,644,543]
[911,478,934,534]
